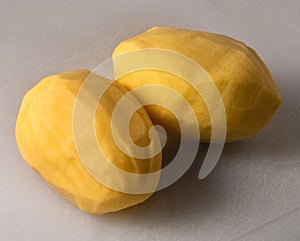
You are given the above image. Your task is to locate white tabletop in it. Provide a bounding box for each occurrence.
[1,0,300,240]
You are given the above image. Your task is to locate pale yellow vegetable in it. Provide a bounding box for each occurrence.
[113,27,282,142]
[15,70,162,214]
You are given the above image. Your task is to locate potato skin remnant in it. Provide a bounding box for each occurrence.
[113,26,282,142]
[15,70,162,214]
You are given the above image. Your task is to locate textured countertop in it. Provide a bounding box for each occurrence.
[1,0,300,240]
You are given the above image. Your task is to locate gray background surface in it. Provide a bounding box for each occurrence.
[1,0,300,240]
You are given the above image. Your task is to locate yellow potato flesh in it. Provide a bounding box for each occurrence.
[113,27,282,142]
[15,70,162,214]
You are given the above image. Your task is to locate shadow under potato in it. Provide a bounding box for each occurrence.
[99,139,227,224]
[96,72,300,225]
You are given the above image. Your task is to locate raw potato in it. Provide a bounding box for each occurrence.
[113,27,282,142]
[15,70,162,214]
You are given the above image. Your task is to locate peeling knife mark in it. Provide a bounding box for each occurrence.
[231,205,300,241]
[110,227,132,241]
[54,22,104,38]
[140,17,149,31]
[282,92,300,106]
[111,27,124,47]
[61,203,72,217]
[199,21,217,32]
[284,23,300,30]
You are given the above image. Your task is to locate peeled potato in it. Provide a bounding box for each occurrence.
[15,70,162,214]
[113,27,282,142]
